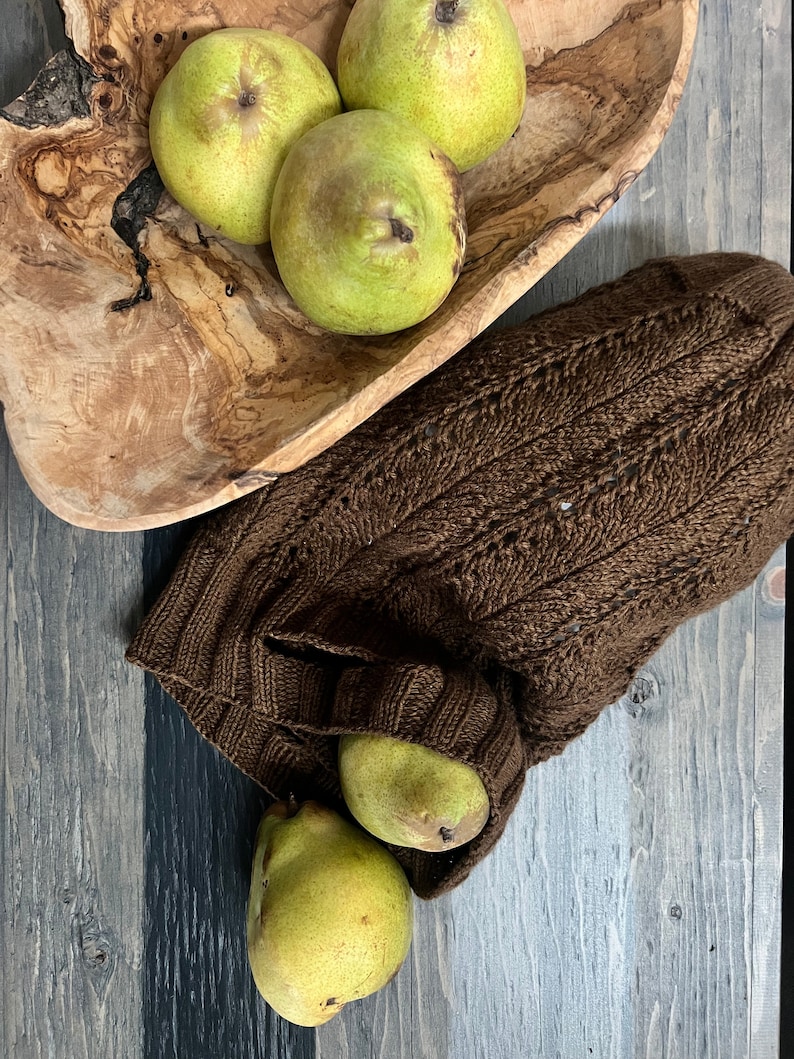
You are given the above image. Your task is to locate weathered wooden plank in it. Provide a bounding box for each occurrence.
[2,10,149,1058]
[141,526,316,1059]
[627,586,760,1057]
[430,708,634,1059]
[750,546,787,1058]
[759,0,792,262]
[0,0,70,100]
[1,448,147,1058]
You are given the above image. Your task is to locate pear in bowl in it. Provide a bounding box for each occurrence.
[337,0,526,172]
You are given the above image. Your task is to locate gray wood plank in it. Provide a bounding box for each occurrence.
[750,546,787,1058]
[141,527,316,1059]
[2,10,148,1058]
[2,447,147,1058]
[626,583,761,1057]
[143,676,315,1059]
[0,0,70,102]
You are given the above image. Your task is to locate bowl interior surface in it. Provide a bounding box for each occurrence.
[0,0,696,529]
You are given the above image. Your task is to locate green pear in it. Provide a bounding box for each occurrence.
[148,28,341,244]
[247,799,413,1027]
[337,0,526,172]
[269,108,466,335]
[338,734,491,852]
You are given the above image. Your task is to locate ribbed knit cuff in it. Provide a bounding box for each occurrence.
[250,651,527,897]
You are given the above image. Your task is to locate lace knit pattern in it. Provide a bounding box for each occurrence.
[128,252,794,898]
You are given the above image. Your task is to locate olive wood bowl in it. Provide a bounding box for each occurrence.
[0,0,698,530]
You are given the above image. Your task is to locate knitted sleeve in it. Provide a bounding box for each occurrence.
[127,252,794,898]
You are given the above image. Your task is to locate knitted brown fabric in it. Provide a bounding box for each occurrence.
[127,252,794,899]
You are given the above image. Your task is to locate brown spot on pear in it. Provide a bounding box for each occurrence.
[338,734,490,852]
[246,800,413,1027]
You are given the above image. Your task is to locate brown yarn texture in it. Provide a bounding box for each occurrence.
[127,252,794,899]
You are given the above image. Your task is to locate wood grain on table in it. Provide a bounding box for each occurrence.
[1,1,789,1057]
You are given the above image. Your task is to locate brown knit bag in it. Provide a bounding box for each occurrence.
[127,252,794,898]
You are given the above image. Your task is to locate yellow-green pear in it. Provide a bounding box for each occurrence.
[338,734,491,852]
[247,799,413,1027]
[270,108,466,335]
[148,28,341,244]
[337,0,526,172]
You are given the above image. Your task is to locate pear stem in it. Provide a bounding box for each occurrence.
[389,218,414,243]
[435,0,460,24]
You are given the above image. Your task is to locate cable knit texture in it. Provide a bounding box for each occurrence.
[127,252,794,898]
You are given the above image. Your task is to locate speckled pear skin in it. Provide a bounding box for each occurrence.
[149,28,341,244]
[270,109,466,335]
[337,0,527,172]
[338,734,491,852]
[246,800,414,1027]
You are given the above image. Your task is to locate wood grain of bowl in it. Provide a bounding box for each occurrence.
[0,0,699,530]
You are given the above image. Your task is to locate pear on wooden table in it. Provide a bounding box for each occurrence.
[338,734,491,852]
[246,799,414,1027]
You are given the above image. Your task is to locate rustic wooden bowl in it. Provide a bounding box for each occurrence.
[0,0,698,530]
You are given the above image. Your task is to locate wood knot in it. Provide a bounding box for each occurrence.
[762,565,785,606]
[621,673,659,718]
[32,149,71,198]
[72,909,116,1002]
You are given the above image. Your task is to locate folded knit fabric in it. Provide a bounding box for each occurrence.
[128,252,794,898]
